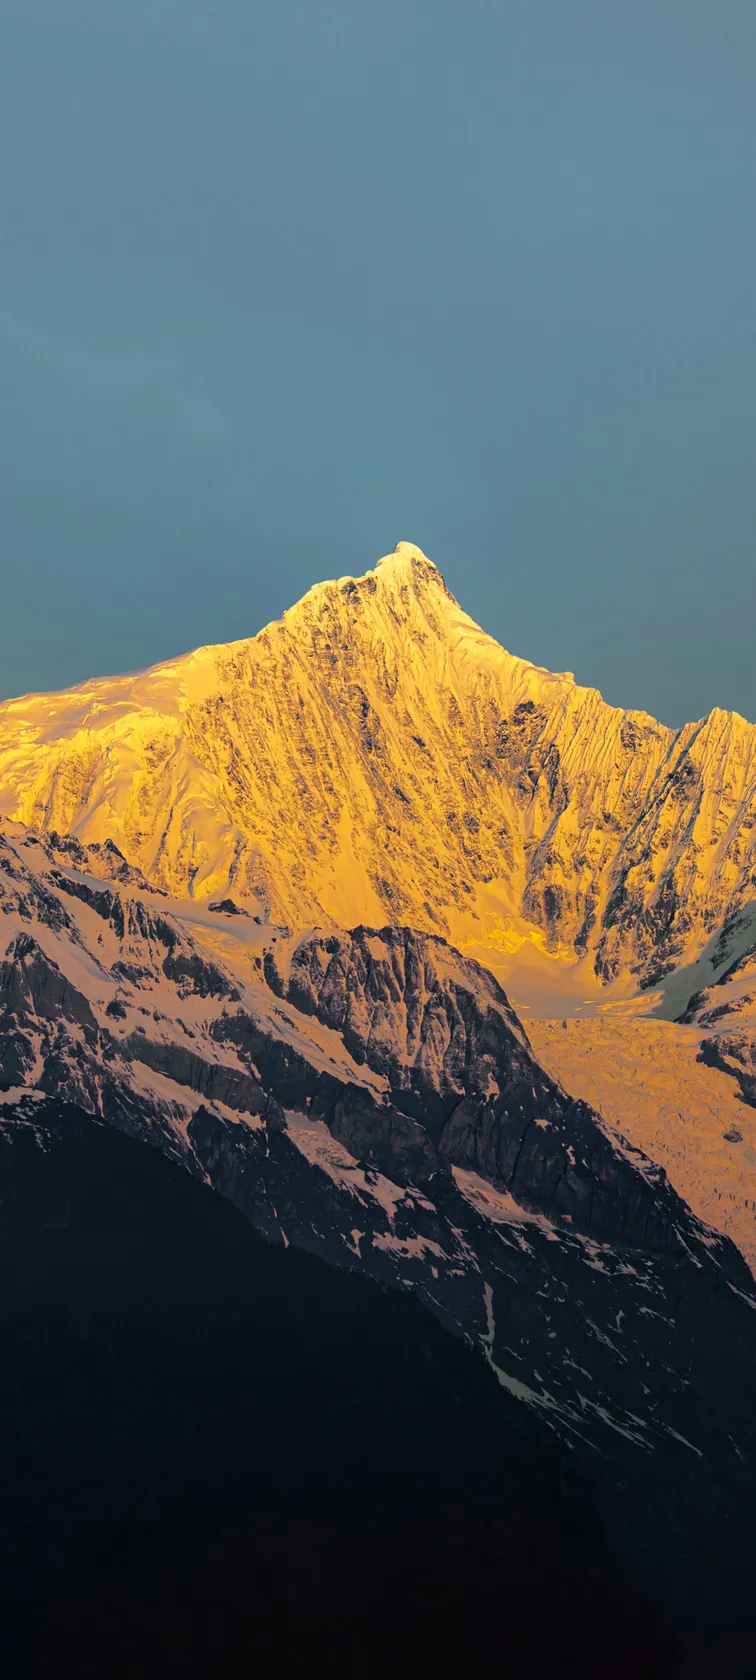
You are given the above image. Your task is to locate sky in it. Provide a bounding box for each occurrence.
[1,0,755,727]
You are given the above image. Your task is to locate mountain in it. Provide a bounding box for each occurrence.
[3,544,756,1667]
[2,819,756,1671]
[0,1102,673,1680]
[1,542,755,990]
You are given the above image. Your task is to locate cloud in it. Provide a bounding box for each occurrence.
[0,305,235,451]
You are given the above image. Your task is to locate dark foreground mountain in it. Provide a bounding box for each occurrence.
[2,1107,756,1670]
[1,1103,674,1680]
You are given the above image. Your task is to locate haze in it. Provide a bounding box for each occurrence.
[2,0,755,726]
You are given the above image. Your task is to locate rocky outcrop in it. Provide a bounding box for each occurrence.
[699,1032,756,1109]
[207,897,253,917]
[0,932,97,1035]
[280,925,528,1124]
[125,1032,267,1116]
[267,924,691,1250]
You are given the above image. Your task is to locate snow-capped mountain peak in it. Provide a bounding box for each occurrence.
[0,543,754,994]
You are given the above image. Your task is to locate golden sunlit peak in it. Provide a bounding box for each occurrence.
[284,542,440,618]
[381,541,437,569]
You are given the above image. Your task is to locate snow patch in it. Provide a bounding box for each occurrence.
[284,1111,408,1221]
[453,1167,560,1239]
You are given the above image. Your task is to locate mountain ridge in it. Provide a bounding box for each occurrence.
[1,538,736,729]
[1,541,755,988]
[1,820,754,1461]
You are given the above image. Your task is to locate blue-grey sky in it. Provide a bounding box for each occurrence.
[1,0,755,725]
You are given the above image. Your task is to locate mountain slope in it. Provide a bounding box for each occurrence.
[530,1015,756,1269]
[3,1102,675,1680]
[2,830,756,1668]
[1,820,755,1488]
[1,543,755,986]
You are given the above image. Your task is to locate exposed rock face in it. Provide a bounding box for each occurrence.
[1,543,755,985]
[1,931,97,1032]
[272,925,685,1249]
[280,925,529,1117]
[700,1032,756,1109]
[0,825,694,1255]
[1,818,753,1479]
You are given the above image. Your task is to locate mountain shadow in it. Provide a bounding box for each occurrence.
[0,1103,675,1680]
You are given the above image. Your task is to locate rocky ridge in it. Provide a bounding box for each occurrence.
[1,817,756,1504]
[0,820,713,1254]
